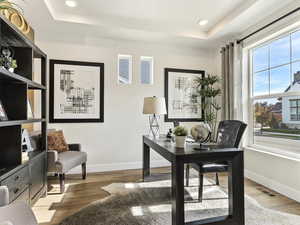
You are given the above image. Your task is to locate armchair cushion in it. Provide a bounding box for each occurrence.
[55,151,87,173]
[47,130,69,153]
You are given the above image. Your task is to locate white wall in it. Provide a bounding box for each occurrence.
[245,149,300,202]
[35,38,215,173]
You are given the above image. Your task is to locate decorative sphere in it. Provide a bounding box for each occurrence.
[191,123,211,142]
[2,48,11,57]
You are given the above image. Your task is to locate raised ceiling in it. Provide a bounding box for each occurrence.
[17,0,297,47]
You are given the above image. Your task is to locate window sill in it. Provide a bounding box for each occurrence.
[245,144,300,162]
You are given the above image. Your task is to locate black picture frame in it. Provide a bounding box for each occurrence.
[0,99,8,121]
[49,59,104,123]
[164,68,205,122]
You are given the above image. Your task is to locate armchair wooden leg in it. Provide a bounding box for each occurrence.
[185,164,190,187]
[198,173,203,202]
[82,163,87,180]
[216,173,220,185]
[59,174,65,193]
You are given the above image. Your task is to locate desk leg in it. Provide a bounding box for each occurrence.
[228,152,245,225]
[172,160,185,225]
[143,142,150,181]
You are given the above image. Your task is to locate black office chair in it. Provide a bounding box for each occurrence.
[186,120,247,202]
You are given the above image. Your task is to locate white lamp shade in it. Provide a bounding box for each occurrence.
[143,97,167,115]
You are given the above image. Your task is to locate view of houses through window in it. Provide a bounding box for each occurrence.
[252,29,300,151]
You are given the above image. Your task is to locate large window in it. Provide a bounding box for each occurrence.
[251,29,300,150]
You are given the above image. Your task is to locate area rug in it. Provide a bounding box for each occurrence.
[59,177,300,225]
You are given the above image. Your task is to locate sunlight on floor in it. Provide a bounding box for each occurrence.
[148,204,171,213]
[130,201,228,216]
[125,183,136,189]
[33,208,57,224]
[131,206,144,216]
[32,183,70,224]
[186,186,220,199]
[126,178,213,190]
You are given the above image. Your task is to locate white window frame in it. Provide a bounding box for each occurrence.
[118,54,132,84]
[247,27,300,149]
[140,56,154,85]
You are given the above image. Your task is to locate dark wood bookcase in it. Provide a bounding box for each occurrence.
[0,14,47,205]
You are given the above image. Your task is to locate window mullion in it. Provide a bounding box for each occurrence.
[268,45,271,95]
[290,33,293,84]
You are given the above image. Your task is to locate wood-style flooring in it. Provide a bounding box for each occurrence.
[32,168,300,225]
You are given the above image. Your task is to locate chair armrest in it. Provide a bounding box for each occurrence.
[0,186,9,207]
[0,202,38,225]
[47,150,58,172]
[47,150,58,162]
[68,144,81,152]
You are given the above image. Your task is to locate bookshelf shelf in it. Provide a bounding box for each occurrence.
[0,68,46,90]
[0,119,46,128]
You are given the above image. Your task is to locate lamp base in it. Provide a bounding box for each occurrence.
[149,114,160,139]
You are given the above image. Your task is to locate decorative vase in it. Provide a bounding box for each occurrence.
[175,136,186,148]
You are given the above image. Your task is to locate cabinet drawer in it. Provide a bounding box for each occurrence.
[1,166,29,202]
[12,188,30,205]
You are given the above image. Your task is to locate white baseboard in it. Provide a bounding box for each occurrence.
[245,169,300,203]
[68,160,171,174]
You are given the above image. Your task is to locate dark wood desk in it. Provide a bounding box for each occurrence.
[142,135,245,225]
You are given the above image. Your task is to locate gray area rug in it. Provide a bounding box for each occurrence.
[59,177,300,225]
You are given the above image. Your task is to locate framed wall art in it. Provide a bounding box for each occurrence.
[164,68,205,122]
[49,60,104,123]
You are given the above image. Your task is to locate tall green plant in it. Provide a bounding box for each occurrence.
[195,74,221,140]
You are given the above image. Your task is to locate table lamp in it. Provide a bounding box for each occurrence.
[143,96,167,138]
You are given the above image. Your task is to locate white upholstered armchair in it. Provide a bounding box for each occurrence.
[47,143,87,193]
[0,186,38,225]
[30,131,87,194]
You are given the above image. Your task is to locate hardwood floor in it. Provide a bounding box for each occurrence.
[33,168,300,225]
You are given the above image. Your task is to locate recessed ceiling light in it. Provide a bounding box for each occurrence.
[65,0,77,8]
[198,20,208,26]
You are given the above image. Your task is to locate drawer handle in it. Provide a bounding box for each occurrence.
[14,188,19,194]
[14,176,19,181]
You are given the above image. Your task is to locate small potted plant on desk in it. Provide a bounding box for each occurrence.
[173,126,188,148]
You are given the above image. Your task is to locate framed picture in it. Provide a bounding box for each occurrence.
[49,60,104,123]
[0,100,8,121]
[164,68,205,122]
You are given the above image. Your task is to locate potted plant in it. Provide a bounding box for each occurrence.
[173,126,188,148]
[195,74,221,141]
[9,59,17,72]
[0,55,17,72]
